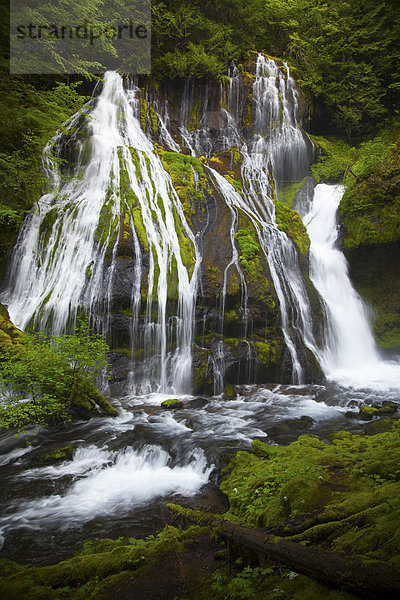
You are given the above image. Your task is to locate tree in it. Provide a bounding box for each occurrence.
[0,318,110,433]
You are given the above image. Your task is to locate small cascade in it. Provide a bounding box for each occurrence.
[303,183,400,388]
[1,72,200,395]
[179,53,320,384]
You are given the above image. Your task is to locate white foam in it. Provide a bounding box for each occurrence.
[2,446,212,531]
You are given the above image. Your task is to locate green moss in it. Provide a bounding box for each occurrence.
[40,445,73,463]
[221,423,400,564]
[132,206,149,252]
[0,526,207,600]
[278,177,309,207]
[161,398,183,409]
[274,201,310,257]
[140,97,148,130]
[161,151,208,219]
[118,149,149,253]
[310,136,357,184]
[224,384,236,399]
[128,147,142,181]
[149,106,159,136]
[235,228,260,262]
[225,309,239,324]
[93,186,118,261]
[254,340,277,365]
[359,405,378,417]
[337,125,400,250]
[225,172,242,194]
[170,203,195,274]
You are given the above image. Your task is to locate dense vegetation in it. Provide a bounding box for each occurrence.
[151,0,400,136]
[0,309,116,432]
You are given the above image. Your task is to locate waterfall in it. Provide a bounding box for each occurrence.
[304,183,400,389]
[224,54,319,383]
[1,54,323,392]
[1,72,200,395]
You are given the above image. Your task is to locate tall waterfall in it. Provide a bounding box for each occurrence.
[1,72,200,394]
[304,183,400,389]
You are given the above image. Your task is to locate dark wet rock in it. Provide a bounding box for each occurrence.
[380,401,398,414]
[267,415,316,439]
[186,397,209,410]
[363,418,396,435]
[345,411,360,420]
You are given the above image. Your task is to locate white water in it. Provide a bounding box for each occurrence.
[224,54,319,383]
[0,444,212,533]
[304,183,400,389]
[1,72,200,395]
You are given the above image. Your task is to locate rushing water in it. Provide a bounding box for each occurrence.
[303,183,400,389]
[2,380,399,565]
[1,72,200,395]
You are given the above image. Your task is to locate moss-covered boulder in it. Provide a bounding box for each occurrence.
[161,398,183,409]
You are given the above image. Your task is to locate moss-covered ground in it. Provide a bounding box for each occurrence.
[221,424,400,567]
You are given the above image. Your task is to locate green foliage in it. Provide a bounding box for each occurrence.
[209,562,357,600]
[0,318,110,433]
[0,333,71,432]
[211,565,275,599]
[151,1,400,135]
[51,318,109,382]
[311,137,357,183]
[338,125,400,250]
[0,70,88,274]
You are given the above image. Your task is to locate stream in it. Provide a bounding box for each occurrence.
[1,380,399,566]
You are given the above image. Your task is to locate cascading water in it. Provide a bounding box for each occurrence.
[1,72,200,395]
[303,183,400,389]
[219,54,319,383]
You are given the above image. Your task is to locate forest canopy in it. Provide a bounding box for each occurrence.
[2,1,400,137]
[151,0,400,136]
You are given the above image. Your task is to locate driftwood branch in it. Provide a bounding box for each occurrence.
[168,504,400,599]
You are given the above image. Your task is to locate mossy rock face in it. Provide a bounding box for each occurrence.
[274,201,310,259]
[161,398,183,409]
[0,304,25,351]
[345,242,400,351]
[0,526,212,600]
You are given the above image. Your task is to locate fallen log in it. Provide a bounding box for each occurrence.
[167,504,400,599]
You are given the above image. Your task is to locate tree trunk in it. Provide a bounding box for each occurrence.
[167,504,400,599]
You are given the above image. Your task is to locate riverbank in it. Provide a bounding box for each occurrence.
[1,416,399,599]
